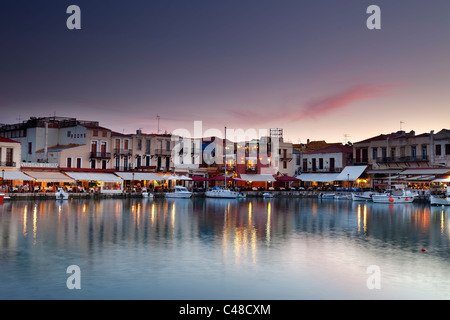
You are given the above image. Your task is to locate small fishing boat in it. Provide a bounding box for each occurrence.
[318,193,335,199]
[263,192,274,198]
[335,194,351,200]
[55,188,69,200]
[206,186,239,198]
[351,192,373,201]
[165,186,192,199]
[372,189,417,204]
[430,187,450,206]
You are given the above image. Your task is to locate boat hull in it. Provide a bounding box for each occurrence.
[165,193,192,198]
[430,195,450,206]
[205,190,239,198]
[372,195,415,203]
[351,193,372,201]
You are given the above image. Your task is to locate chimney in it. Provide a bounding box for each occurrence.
[307,139,310,144]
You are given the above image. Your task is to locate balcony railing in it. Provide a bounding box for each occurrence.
[154,148,171,156]
[376,156,429,163]
[0,161,16,167]
[90,152,111,159]
[114,148,132,155]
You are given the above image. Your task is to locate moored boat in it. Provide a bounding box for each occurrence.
[206,186,239,198]
[56,188,69,200]
[430,187,450,206]
[165,186,192,198]
[351,192,373,201]
[263,192,274,198]
[372,189,417,204]
[318,193,335,199]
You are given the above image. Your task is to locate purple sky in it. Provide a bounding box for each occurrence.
[1,0,449,143]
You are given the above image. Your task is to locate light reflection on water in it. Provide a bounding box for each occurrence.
[0,198,450,299]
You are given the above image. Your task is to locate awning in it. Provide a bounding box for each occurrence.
[239,174,276,182]
[335,166,368,181]
[276,175,301,182]
[400,168,450,175]
[64,172,122,182]
[296,173,339,182]
[24,171,75,182]
[1,170,35,181]
[114,172,163,180]
[432,178,450,183]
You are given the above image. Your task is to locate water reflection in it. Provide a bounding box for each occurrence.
[1,198,450,299]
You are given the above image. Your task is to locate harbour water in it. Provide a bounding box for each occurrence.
[1,197,450,300]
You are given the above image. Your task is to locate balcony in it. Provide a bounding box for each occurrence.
[114,148,132,156]
[0,161,16,167]
[90,152,111,159]
[376,156,429,163]
[154,148,171,156]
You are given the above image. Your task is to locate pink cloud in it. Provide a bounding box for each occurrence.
[229,83,401,125]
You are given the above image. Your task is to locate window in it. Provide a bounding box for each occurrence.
[67,131,71,138]
[421,145,427,160]
[166,140,171,151]
[93,130,98,137]
[102,160,107,169]
[124,139,129,150]
[137,139,142,151]
[372,148,377,160]
[66,157,72,168]
[76,158,82,168]
[411,146,416,159]
[319,158,323,170]
[28,142,32,154]
[90,160,96,169]
[6,148,13,166]
[102,131,107,137]
[145,140,151,154]
[446,144,450,156]
[283,161,287,169]
[436,144,442,156]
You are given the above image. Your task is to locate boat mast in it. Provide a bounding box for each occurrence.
[224,126,227,188]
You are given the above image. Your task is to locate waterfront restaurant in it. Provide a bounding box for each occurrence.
[22,170,76,192]
[63,171,123,193]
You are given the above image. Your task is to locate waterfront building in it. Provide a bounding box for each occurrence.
[353,129,450,188]
[293,140,356,189]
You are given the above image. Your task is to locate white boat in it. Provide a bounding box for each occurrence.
[206,186,239,199]
[141,188,154,199]
[318,193,335,199]
[263,192,274,198]
[335,194,351,200]
[430,187,450,206]
[165,186,192,198]
[372,189,416,204]
[205,126,239,200]
[351,192,373,201]
[55,188,69,200]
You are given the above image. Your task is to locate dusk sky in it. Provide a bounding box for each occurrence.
[1,0,449,144]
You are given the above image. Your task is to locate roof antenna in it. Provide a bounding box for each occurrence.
[400,121,404,131]
[344,134,350,144]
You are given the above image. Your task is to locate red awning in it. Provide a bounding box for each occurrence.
[190,175,208,181]
[275,175,301,182]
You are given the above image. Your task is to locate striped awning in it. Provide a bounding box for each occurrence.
[23,171,75,182]
[64,172,122,182]
[1,170,35,181]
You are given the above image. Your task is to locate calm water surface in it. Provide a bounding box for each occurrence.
[1,197,450,300]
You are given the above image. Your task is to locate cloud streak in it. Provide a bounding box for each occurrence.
[229,83,401,126]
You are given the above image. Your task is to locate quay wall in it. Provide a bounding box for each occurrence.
[1,191,430,202]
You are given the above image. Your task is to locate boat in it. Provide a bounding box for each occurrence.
[318,192,335,199]
[351,191,373,201]
[205,126,238,199]
[205,186,239,198]
[372,188,417,204]
[263,192,274,198]
[55,188,69,200]
[430,187,450,206]
[141,188,154,199]
[237,192,246,198]
[335,194,351,200]
[165,186,192,198]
